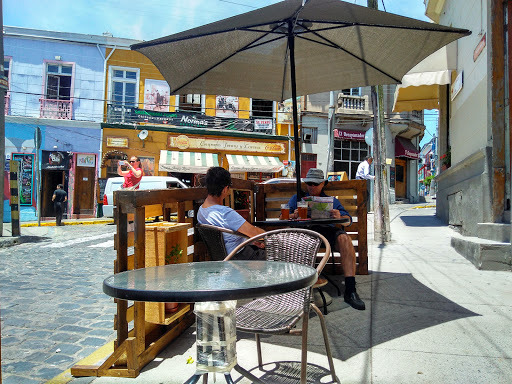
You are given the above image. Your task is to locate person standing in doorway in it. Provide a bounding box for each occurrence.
[118,156,143,190]
[52,184,67,226]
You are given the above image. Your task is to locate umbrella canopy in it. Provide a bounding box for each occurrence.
[132,0,470,198]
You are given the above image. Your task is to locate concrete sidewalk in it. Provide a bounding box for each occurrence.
[0,218,114,248]
[62,204,512,384]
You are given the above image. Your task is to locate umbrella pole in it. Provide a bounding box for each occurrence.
[288,21,302,200]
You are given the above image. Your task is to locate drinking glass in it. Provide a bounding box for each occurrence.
[281,204,290,220]
[297,201,308,219]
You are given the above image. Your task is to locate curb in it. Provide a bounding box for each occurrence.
[411,204,436,209]
[21,219,114,227]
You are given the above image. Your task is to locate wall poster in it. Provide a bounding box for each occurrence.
[12,153,34,205]
[216,96,239,118]
[144,79,170,112]
[139,156,155,176]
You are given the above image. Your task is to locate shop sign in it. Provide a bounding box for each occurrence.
[41,150,72,170]
[451,71,463,101]
[473,33,486,62]
[107,136,129,148]
[12,153,34,205]
[77,154,96,167]
[254,119,273,133]
[124,108,255,132]
[168,135,285,154]
[334,129,365,141]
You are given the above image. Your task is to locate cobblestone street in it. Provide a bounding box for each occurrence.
[1,224,118,383]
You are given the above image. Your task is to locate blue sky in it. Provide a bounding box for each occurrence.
[4,0,436,145]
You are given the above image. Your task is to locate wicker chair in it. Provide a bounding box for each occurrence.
[225,228,338,384]
[196,223,248,261]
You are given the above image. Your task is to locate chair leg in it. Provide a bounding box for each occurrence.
[300,312,310,384]
[316,288,328,315]
[311,304,338,383]
[321,272,342,297]
[255,333,263,367]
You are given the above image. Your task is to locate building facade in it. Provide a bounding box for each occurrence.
[3,27,137,221]
[301,86,424,204]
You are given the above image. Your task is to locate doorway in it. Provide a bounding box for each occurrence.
[300,153,317,178]
[42,171,66,218]
[74,167,95,215]
[395,158,407,199]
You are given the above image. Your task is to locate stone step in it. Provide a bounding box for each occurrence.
[451,234,511,271]
[477,223,511,242]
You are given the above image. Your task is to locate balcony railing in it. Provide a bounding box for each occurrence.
[107,104,135,124]
[40,98,73,120]
[336,94,370,114]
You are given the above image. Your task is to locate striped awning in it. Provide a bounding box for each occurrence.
[226,154,284,173]
[159,150,219,174]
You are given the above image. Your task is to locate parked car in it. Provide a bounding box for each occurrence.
[102,176,188,217]
[261,177,298,184]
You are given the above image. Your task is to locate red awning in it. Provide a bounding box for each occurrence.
[395,137,419,160]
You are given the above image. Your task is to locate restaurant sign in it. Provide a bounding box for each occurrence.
[168,135,285,154]
[77,154,96,167]
[334,129,365,141]
[41,150,72,170]
[106,136,129,148]
[126,108,255,132]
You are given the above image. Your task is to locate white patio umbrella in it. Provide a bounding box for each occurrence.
[132,0,470,198]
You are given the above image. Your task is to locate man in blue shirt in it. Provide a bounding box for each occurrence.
[198,167,265,259]
[286,168,365,310]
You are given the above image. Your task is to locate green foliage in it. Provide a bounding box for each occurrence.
[165,243,183,264]
[422,175,435,187]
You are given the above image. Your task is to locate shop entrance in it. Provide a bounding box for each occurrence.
[395,158,407,199]
[74,167,95,215]
[42,170,66,218]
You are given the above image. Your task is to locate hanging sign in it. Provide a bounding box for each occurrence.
[77,154,96,167]
[41,150,72,170]
[168,135,285,154]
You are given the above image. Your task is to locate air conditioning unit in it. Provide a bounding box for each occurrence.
[303,133,312,143]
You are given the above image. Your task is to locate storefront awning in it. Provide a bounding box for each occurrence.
[393,43,457,112]
[159,150,219,174]
[395,137,420,160]
[226,154,284,173]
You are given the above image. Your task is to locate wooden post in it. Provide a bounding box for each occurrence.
[9,160,21,237]
[368,0,391,243]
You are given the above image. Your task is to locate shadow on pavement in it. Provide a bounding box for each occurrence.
[242,361,338,384]
[399,214,446,227]
[239,271,479,362]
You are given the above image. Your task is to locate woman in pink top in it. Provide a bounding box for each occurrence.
[117,156,143,190]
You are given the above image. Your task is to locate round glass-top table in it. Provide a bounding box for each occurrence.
[103,261,318,384]
[103,260,317,303]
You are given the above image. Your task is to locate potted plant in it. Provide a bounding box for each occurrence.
[164,243,183,313]
[233,190,251,221]
[440,149,451,171]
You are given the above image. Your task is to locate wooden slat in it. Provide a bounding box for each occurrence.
[117,188,208,213]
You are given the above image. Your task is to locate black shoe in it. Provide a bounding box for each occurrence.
[344,291,366,310]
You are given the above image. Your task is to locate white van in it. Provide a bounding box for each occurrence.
[102,176,188,217]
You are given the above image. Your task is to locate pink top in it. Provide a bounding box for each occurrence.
[122,168,142,189]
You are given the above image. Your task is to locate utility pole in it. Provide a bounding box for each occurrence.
[367,0,391,242]
[0,1,6,237]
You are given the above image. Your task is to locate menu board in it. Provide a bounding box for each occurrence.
[12,153,34,205]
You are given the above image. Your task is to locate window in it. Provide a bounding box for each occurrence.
[110,67,139,107]
[4,57,11,115]
[46,63,73,100]
[333,140,368,179]
[252,99,274,118]
[4,58,10,79]
[179,94,202,112]
[341,87,361,96]
[302,127,318,144]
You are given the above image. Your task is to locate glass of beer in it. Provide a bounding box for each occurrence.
[281,204,290,220]
[297,201,308,219]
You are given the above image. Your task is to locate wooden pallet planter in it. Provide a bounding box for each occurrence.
[255,179,368,275]
[71,187,208,378]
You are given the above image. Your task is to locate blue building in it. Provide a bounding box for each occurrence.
[3,27,135,221]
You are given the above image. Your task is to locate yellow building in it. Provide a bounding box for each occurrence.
[100,47,297,185]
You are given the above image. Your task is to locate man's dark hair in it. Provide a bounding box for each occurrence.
[57,184,64,189]
[205,167,231,197]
